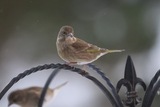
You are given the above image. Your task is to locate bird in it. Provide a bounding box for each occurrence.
[56,25,124,65]
[8,82,68,107]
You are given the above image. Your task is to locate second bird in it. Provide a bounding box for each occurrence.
[8,82,67,107]
[56,25,124,65]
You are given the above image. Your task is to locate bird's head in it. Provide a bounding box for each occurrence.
[57,25,76,44]
[8,90,25,107]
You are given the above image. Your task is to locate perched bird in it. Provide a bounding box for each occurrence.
[8,82,68,107]
[56,25,124,65]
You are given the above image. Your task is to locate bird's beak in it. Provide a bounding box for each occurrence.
[67,33,73,37]
[8,102,12,107]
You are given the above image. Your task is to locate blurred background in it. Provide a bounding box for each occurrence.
[0,0,160,107]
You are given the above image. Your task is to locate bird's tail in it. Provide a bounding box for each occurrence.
[54,81,68,90]
[53,81,68,97]
[105,49,125,53]
[45,82,68,106]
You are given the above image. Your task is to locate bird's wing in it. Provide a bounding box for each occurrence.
[27,92,40,102]
[25,87,42,95]
[26,87,53,102]
[71,38,101,53]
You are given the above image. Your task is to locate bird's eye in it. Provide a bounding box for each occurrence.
[13,98,18,102]
[63,32,66,35]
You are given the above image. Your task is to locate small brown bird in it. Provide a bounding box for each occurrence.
[56,25,124,65]
[8,82,67,107]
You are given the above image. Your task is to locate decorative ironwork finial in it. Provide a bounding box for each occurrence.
[116,55,146,107]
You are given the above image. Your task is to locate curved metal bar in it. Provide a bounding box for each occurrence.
[86,75,120,107]
[87,64,123,107]
[147,79,160,107]
[142,70,160,107]
[0,63,119,107]
[116,79,132,93]
[135,78,146,91]
[38,68,60,107]
[0,63,87,100]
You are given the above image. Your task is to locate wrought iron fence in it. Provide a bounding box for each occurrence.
[0,55,160,107]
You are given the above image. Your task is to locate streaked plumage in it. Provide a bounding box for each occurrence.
[8,82,67,107]
[56,25,124,65]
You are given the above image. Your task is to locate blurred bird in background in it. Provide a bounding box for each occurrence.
[8,82,68,107]
[56,25,125,65]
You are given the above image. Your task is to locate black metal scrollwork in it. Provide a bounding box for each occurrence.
[0,55,160,107]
